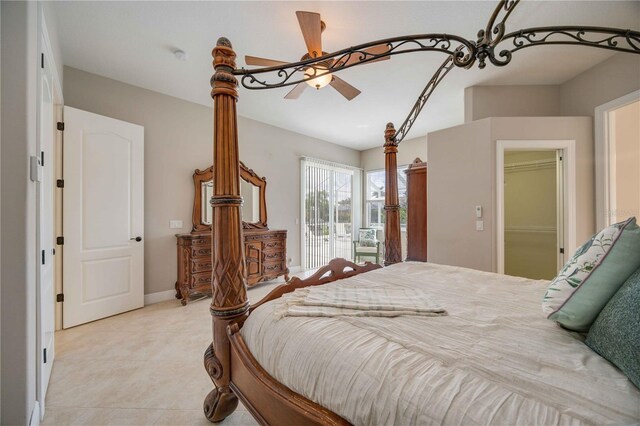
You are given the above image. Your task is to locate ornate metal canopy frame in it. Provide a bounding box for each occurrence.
[233,0,639,144]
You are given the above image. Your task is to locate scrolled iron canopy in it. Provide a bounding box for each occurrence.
[232,0,640,143]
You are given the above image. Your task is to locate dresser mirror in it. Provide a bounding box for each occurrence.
[192,161,268,231]
[200,180,261,225]
[178,162,287,304]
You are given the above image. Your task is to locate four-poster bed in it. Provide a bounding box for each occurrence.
[204,1,640,424]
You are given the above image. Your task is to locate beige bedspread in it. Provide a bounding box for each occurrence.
[241,262,640,425]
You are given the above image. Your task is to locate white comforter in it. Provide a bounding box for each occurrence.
[241,262,640,425]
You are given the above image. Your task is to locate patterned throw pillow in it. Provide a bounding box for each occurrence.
[358,229,377,247]
[586,267,640,389]
[542,217,640,331]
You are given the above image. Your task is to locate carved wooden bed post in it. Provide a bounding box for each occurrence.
[383,122,402,265]
[203,37,249,423]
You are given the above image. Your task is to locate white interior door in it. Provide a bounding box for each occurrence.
[63,107,144,328]
[37,40,56,416]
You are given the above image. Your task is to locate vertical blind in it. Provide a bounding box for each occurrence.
[301,157,362,270]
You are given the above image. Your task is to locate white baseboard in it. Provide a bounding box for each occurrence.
[30,401,41,426]
[289,265,302,274]
[144,289,177,305]
[145,267,303,305]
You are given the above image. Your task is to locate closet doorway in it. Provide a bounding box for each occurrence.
[504,150,561,279]
[497,140,576,280]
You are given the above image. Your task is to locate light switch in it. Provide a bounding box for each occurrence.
[170,220,183,229]
[476,220,484,231]
[30,156,43,182]
[475,205,482,218]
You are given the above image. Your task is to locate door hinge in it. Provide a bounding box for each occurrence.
[56,179,64,188]
[57,122,65,131]
[42,250,46,265]
[41,151,45,167]
[52,248,56,256]
[56,293,64,303]
[41,53,45,69]
[43,348,47,363]
[560,248,565,254]
[57,236,64,245]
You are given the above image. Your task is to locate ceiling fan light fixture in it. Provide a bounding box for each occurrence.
[304,67,332,90]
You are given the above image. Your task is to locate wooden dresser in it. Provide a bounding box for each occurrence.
[175,229,288,305]
[175,163,289,305]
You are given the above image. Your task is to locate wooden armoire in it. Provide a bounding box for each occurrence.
[405,158,427,261]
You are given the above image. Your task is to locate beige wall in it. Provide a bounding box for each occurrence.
[427,117,593,273]
[561,53,640,117]
[463,54,640,122]
[41,2,63,89]
[464,85,560,122]
[612,101,640,221]
[427,119,494,271]
[1,2,39,423]
[359,135,427,172]
[63,67,360,296]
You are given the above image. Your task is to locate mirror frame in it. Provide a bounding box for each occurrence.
[192,161,268,231]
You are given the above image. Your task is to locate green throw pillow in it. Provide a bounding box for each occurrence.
[542,217,640,331]
[358,229,377,247]
[586,267,640,389]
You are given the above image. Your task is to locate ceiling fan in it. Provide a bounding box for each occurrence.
[245,11,390,101]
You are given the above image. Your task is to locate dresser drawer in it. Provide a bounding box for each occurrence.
[263,251,285,262]
[192,258,212,273]
[191,271,212,287]
[190,237,211,247]
[263,240,285,250]
[191,246,212,258]
[263,261,285,275]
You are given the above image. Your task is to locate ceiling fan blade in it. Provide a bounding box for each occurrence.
[296,11,323,57]
[245,55,289,67]
[329,76,361,101]
[284,82,308,100]
[335,44,391,67]
[364,44,391,61]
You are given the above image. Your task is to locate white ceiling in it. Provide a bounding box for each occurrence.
[53,1,640,150]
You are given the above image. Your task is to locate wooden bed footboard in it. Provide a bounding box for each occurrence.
[227,324,350,426]
[224,258,381,425]
[250,258,382,314]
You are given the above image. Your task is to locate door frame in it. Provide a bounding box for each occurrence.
[594,90,640,229]
[496,140,576,275]
[36,9,64,421]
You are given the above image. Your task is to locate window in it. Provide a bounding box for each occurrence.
[301,158,362,269]
[365,166,408,229]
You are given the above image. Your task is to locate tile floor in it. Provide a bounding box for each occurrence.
[42,279,286,426]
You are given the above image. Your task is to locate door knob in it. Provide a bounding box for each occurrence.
[130,236,142,242]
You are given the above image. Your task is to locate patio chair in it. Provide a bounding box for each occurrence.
[352,228,381,264]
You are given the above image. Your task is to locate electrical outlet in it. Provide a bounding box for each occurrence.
[170,220,183,229]
[476,220,484,231]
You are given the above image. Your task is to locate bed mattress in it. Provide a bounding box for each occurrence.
[241,262,640,425]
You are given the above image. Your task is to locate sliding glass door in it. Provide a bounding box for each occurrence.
[302,158,360,269]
